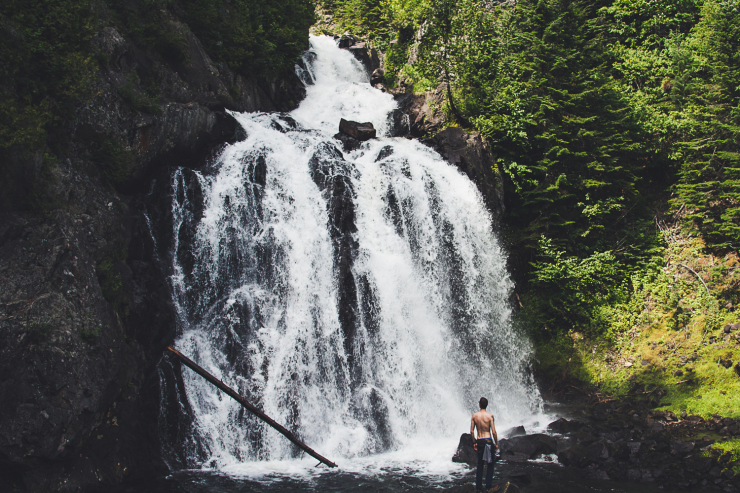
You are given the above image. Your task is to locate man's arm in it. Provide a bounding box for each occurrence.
[490,415,498,450]
[471,415,477,450]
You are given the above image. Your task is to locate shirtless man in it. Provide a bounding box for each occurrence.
[470,397,498,491]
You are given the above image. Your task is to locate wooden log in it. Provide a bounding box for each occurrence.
[166,346,338,468]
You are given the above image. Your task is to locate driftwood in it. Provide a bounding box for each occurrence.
[166,346,338,468]
[677,263,711,296]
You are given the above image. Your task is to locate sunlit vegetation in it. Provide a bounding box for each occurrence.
[321,0,740,409]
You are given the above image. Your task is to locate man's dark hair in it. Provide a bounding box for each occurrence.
[479,397,488,409]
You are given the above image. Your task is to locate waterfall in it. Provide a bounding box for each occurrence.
[162,35,542,472]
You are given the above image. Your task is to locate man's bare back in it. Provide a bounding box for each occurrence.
[471,409,498,450]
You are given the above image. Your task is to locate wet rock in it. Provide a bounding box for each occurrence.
[348,42,380,75]
[547,417,583,434]
[333,132,362,152]
[647,410,677,422]
[502,425,526,438]
[337,35,356,48]
[499,434,557,461]
[671,441,695,456]
[371,68,385,85]
[421,127,504,219]
[394,88,445,137]
[339,118,377,141]
[452,433,477,466]
[557,445,589,467]
[439,484,476,493]
[386,109,410,137]
[307,143,360,378]
[440,482,520,493]
[507,471,532,484]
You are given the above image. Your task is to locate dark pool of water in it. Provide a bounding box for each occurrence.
[109,460,713,493]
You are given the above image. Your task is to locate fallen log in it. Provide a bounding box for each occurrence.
[166,346,338,468]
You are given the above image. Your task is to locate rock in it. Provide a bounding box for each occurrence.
[650,421,666,433]
[421,127,504,218]
[499,434,557,461]
[386,109,410,137]
[440,483,520,493]
[502,425,526,438]
[337,35,356,48]
[557,445,589,467]
[547,417,583,434]
[347,43,380,75]
[648,410,678,421]
[0,11,308,491]
[394,88,446,137]
[371,68,385,85]
[671,441,695,456]
[339,118,377,141]
[439,484,476,493]
[507,471,532,484]
[333,132,362,152]
[627,441,642,455]
[493,482,521,493]
[452,433,477,466]
[306,143,363,388]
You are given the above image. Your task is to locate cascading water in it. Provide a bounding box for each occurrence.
[162,35,543,475]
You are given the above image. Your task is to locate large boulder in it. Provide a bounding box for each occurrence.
[339,118,377,141]
[547,417,584,434]
[502,425,526,438]
[498,434,557,462]
[452,433,477,466]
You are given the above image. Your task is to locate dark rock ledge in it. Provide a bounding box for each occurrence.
[448,404,740,492]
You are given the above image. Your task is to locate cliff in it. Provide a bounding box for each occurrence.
[0,5,307,492]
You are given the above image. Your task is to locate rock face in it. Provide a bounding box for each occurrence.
[422,128,505,219]
[0,16,306,493]
[339,118,377,140]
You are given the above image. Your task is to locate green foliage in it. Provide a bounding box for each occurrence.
[526,236,627,338]
[181,0,315,76]
[0,0,97,154]
[108,0,190,65]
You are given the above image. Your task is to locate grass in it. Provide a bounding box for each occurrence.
[535,226,740,419]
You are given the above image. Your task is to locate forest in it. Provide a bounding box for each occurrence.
[2,0,739,416]
[320,0,740,417]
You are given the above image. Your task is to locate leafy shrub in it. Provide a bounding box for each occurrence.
[181,0,315,76]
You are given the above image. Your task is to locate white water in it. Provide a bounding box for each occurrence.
[164,35,545,478]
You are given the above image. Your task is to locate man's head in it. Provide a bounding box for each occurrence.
[479,397,488,410]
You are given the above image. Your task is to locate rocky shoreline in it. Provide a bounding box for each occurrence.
[449,399,740,492]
